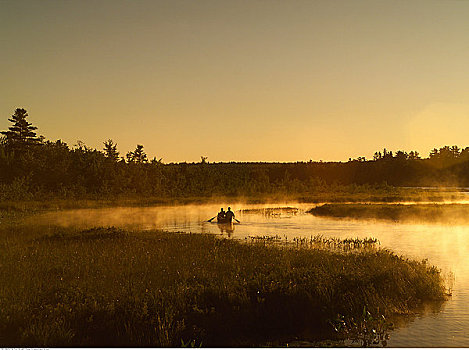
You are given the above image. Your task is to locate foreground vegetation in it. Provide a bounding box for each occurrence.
[0,222,446,347]
[309,203,469,224]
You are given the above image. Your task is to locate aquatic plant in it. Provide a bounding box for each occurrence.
[240,207,299,217]
[294,235,379,251]
[246,234,379,252]
[330,306,392,347]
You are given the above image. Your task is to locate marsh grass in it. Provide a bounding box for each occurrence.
[329,306,392,347]
[0,224,446,347]
[240,207,299,217]
[246,235,379,253]
[309,203,469,224]
[292,235,379,251]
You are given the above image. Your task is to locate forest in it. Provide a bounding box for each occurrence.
[1,108,469,200]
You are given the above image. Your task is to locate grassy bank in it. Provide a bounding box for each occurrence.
[0,185,467,209]
[297,186,469,204]
[309,203,469,224]
[0,223,446,347]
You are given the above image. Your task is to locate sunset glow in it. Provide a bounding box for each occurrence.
[2,0,469,161]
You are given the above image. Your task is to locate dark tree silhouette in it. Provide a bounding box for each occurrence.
[103,139,119,162]
[1,108,39,148]
[408,151,420,160]
[450,145,460,158]
[429,148,439,159]
[395,151,408,160]
[3,106,469,199]
[126,144,148,163]
[151,157,163,164]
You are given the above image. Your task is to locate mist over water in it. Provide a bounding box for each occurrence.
[30,202,469,347]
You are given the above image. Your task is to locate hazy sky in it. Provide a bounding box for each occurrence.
[1,0,469,162]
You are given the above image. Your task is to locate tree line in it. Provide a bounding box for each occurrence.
[1,108,469,200]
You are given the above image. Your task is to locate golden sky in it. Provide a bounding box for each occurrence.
[1,0,469,162]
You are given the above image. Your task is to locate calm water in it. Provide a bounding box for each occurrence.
[32,203,469,347]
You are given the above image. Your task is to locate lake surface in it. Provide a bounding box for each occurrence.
[31,202,469,347]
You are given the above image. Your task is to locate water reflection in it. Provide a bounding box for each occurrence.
[216,222,235,236]
[28,203,469,347]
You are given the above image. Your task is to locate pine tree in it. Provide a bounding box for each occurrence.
[1,108,39,147]
[126,144,148,163]
[103,139,120,162]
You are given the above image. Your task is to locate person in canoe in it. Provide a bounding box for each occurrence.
[217,208,226,222]
[225,207,235,223]
[207,207,239,223]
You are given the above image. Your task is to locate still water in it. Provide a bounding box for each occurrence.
[32,203,469,347]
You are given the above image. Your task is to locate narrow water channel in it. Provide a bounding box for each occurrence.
[31,203,469,347]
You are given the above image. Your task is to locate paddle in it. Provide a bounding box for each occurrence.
[234,218,240,223]
[207,216,216,222]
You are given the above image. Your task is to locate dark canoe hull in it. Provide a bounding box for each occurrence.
[216,218,233,224]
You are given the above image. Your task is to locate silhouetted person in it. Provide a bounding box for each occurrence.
[217,208,226,222]
[225,207,235,223]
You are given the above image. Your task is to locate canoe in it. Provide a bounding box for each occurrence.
[217,217,232,224]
